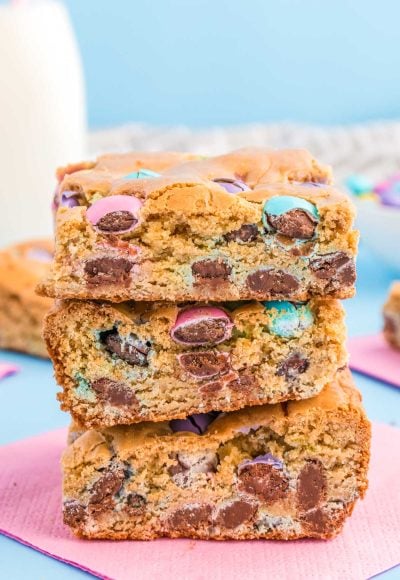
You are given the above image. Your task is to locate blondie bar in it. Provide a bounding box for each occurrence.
[62,369,370,540]
[0,240,53,357]
[44,298,347,427]
[39,149,358,302]
[383,281,400,349]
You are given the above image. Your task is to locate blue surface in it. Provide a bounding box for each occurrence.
[0,243,399,578]
[59,0,400,127]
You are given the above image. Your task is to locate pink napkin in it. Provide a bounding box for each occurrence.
[349,333,400,387]
[0,362,19,381]
[0,424,399,580]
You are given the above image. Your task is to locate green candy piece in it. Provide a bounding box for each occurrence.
[263,301,314,338]
[262,195,319,232]
[124,168,160,179]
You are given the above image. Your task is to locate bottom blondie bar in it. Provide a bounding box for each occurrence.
[62,369,370,541]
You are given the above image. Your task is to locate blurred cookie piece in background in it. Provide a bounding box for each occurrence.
[383,281,400,350]
[0,240,53,358]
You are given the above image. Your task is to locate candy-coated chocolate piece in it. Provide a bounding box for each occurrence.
[264,301,314,338]
[123,169,161,179]
[60,190,80,208]
[86,195,143,234]
[345,175,374,196]
[238,453,284,474]
[169,412,219,435]
[262,196,319,239]
[380,189,400,207]
[171,305,234,346]
[374,173,400,195]
[213,178,250,193]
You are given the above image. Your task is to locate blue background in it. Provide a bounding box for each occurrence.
[36,0,400,128]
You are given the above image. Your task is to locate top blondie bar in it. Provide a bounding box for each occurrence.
[39,148,358,302]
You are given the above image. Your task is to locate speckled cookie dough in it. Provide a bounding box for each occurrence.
[383,281,400,349]
[38,148,358,302]
[62,369,370,540]
[0,239,53,357]
[44,298,347,427]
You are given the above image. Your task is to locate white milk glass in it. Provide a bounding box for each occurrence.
[0,0,86,245]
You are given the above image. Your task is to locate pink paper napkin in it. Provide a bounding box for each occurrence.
[349,333,400,387]
[0,362,19,381]
[0,424,399,580]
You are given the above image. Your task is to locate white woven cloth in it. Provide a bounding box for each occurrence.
[89,121,400,183]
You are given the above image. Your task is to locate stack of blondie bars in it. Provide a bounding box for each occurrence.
[39,148,370,540]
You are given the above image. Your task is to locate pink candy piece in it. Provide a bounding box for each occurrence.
[0,363,19,381]
[86,195,143,234]
[170,305,234,346]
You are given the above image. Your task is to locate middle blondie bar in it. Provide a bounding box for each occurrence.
[44,298,347,427]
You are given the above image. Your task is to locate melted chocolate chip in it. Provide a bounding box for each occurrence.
[246,269,300,297]
[91,378,138,407]
[96,210,137,232]
[89,469,124,505]
[84,257,133,285]
[297,460,327,511]
[216,500,257,529]
[267,209,317,239]
[310,252,356,288]
[63,500,86,527]
[276,353,309,380]
[224,224,259,243]
[168,504,212,532]
[300,507,329,534]
[178,351,230,379]
[100,329,150,366]
[199,380,224,396]
[192,259,232,281]
[228,371,259,393]
[173,319,228,345]
[238,463,289,504]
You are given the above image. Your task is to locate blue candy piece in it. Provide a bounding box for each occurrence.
[262,195,319,232]
[345,175,374,196]
[124,168,161,179]
[263,301,314,338]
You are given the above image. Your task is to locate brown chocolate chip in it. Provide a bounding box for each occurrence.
[228,371,259,394]
[126,493,147,514]
[246,269,300,297]
[199,380,224,396]
[100,329,150,366]
[238,463,289,504]
[173,319,229,345]
[96,210,137,233]
[224,224,259,243]
[178,351,230,379]
[63,500,86,527]
[89,469,124,505]
[310,252,356,288]
[91,378,138,407]
[276,353,309,380]
[216,500,257,529]
[84,257,133,285]
[168,504,212,532]
[297,460,327,511]
[192,259,232,281]
[300,507,329,534]
[267,209,317,239]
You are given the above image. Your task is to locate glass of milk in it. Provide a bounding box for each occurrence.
[0,0,86,245]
